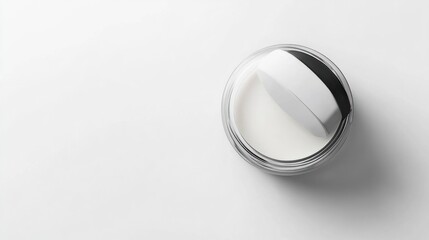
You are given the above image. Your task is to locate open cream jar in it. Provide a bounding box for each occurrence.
[222,45,353,175]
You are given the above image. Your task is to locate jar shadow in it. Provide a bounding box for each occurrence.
[270,105,402,199]
[261,100,410,230]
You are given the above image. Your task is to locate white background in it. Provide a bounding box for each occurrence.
[1,0,429,239]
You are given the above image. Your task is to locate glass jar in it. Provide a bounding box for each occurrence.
[221,44,354,175]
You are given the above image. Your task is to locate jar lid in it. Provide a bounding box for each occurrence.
[221,44,353,175]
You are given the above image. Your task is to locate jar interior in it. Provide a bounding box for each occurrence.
[230,54,338,161]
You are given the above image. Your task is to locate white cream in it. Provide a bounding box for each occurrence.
[232,71,337,160]
[256,50,341,137]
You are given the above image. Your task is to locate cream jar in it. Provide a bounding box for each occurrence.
[221,44,353,175]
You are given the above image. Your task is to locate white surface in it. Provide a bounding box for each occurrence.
[1,0,429,239]
[257,49,341,137]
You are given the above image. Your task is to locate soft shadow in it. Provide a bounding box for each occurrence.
[260,104,407,227]
[269,103,401,198]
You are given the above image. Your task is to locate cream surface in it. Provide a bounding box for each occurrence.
[232,72,336,160]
